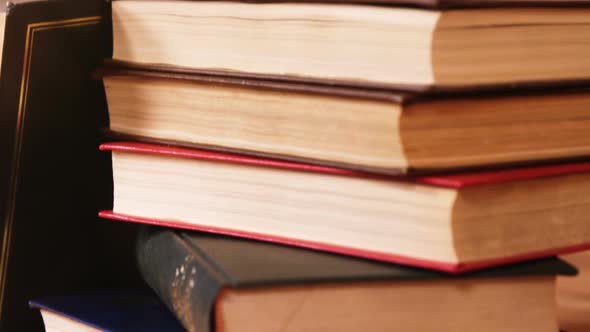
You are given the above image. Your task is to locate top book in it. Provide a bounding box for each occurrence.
[111,0,590,90]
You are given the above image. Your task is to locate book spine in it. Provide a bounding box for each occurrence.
[0,1,116,330]
[136,227,228,332]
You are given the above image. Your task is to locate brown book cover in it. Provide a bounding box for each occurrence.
[98,64,590,175]
[98,62,590,103]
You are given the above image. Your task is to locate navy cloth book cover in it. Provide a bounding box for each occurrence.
[29,289,184,332]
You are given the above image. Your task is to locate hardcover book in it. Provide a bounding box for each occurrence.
[0,1,139,330]
[109,0,590,90]
[100,142,590,273]
[29,290,185,332]
[100,66,590,174]
[136,226,576,332]
[557,252,590,332]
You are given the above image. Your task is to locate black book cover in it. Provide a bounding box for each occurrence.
[137,226,576,332]
[0,1,141,330]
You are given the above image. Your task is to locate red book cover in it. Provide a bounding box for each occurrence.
[100,142,590,188]
[99,142,590,273]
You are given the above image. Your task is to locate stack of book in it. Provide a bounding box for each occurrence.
[31,0,590,331]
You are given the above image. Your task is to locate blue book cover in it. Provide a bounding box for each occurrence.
[29,289,185,332]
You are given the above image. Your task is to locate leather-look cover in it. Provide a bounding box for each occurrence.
[136,226,576,332]
[98,66,590,175]
[100,142,590,189]
[97,64,412,104]
[98,64,590,105]
[105,58,590,94]
[0,1,141,331]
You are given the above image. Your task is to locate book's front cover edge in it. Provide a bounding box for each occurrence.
[97,64,412,104]
[102,211,459,273]
[100,142,590,188]
[101,130,409,176]
[103,130,590,178]
[99,61,590,104]
[100,211,590,274]
[105,59,590,94]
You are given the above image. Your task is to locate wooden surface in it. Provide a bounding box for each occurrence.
[558,251,590,332]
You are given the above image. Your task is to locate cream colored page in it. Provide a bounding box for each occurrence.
[112,1,440,85]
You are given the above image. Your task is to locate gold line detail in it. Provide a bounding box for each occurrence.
[0,15,101,317]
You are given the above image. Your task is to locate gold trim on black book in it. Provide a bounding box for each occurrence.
[0,15,101,316]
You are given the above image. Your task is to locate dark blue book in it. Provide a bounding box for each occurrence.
[28,289,184,332]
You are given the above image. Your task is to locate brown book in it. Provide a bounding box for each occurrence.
[100,66,590,174]
[136,226,577,332]
[109,0,590,90]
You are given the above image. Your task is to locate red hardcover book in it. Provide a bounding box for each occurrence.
[100,142,590,273]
